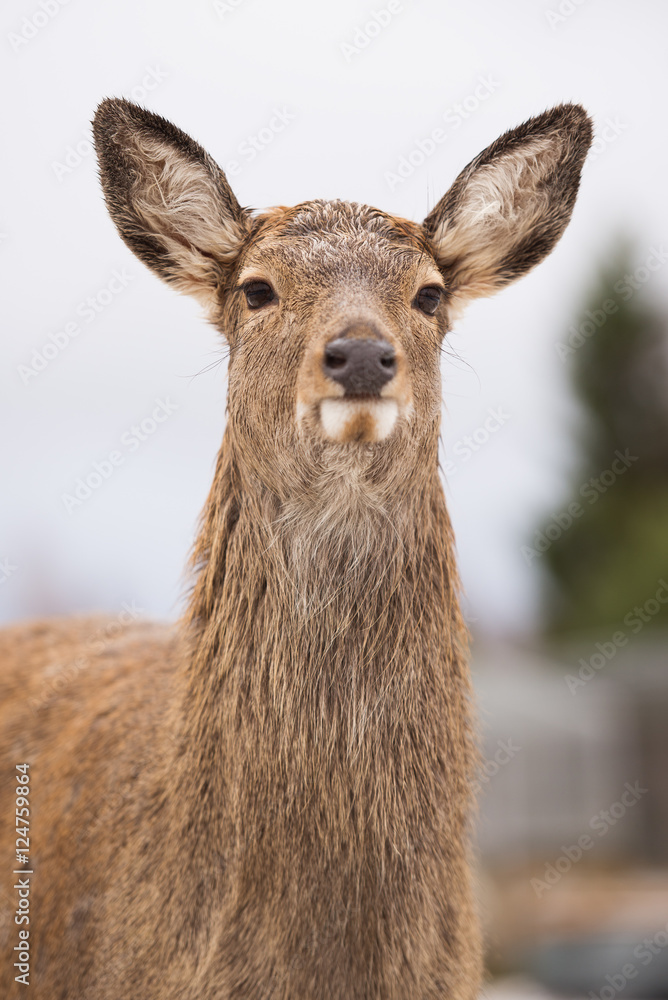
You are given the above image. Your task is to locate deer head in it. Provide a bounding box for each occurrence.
[93,101,591,500]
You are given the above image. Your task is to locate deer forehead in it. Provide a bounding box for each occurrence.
[238,200,443,295]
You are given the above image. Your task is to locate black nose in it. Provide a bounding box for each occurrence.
[323,338,397,396]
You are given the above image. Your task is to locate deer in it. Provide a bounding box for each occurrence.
[0,100,592,999]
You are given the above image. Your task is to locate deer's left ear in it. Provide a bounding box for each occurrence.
[423,104,593,312]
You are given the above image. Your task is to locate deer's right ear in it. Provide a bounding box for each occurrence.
[92,99,249,311]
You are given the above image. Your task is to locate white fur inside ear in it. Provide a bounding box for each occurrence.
[127,135,245,310]
[131,136,243,255]
[429,135,568,306]
[431,136,554,250]
[320,399,399,442]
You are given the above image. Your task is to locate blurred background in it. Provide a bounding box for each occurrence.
[2,0,667,994]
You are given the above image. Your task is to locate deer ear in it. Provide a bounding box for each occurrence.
[92,99,250,311]
[423,104,593,312]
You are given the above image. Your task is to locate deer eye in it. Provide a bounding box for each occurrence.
[414,286,442,316]
[244,280,275,309]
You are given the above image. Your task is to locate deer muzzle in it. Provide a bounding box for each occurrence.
[296,326,411,445]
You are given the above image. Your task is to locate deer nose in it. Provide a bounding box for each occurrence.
[323,338,397,396]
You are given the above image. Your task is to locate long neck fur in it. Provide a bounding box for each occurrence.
[166,422,477,990]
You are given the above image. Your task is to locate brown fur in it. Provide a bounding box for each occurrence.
[0,100,592,998]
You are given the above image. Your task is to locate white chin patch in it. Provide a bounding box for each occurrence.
[319,398,399,443]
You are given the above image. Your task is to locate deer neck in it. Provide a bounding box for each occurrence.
[178,428,472,857]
